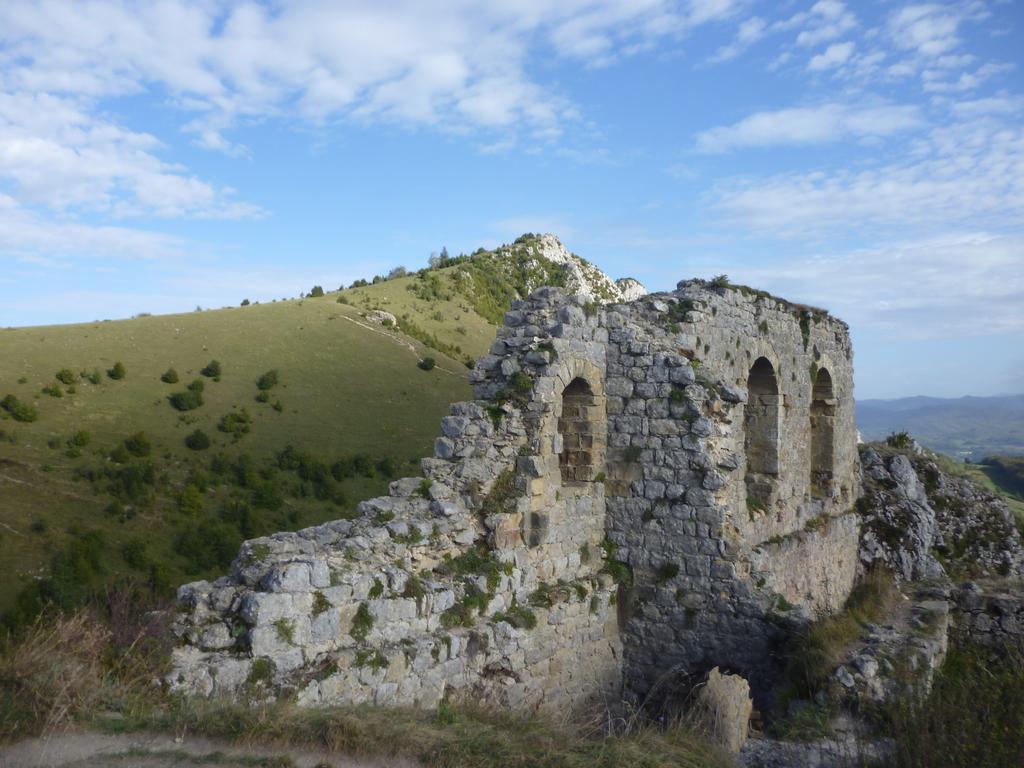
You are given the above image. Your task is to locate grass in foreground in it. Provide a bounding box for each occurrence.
[782,570,899,698]
[882,644,1024,768]
[0,609,735,768]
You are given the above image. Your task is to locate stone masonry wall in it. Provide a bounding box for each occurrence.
[169,280,859,712]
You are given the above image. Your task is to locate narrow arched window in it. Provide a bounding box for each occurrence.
[745,357,780,510]
[810,368,836,497]
[559,377,599,484]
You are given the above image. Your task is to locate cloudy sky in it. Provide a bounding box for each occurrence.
[0,0,1021,399]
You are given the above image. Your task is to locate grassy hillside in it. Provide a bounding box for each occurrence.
[0,269,502,625]
[0,234,626,628]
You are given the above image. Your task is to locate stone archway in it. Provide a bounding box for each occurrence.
[744,357,780,510]
[559,377,602,484]
[810,368,836,497]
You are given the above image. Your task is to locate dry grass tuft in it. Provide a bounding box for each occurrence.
[0,611,110,740]
[784,569,900,696]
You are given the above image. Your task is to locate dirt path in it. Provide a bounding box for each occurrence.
[337,315,465,379]
[0,730,419,768]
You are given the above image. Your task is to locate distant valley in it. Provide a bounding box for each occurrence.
[856,394,1024,460]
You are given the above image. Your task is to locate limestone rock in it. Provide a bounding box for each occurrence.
[697,667,753,753]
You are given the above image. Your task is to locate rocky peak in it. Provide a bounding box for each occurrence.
[496,233,647,304]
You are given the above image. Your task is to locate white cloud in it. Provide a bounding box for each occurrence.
[921,61,1014,93]
[0,1,733,147]
[694,103,921,153]
[795,1,857,47]
[808,41,855,71]
[707,16,767,64]
[0,91,262,219]
[0,195,186,262]
[888,4,970,58]
[710,116,1024,235]
[729,232,1024,339]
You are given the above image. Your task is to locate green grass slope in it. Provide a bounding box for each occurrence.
[0,234,626,628]
[0,281,494,623]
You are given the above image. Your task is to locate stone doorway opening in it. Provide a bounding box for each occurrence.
[744,357,780,511]
[559,377,602,485]
[810,368,836,497]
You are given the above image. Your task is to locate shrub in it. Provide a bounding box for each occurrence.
[169,390,203,411]
[123,431,151,457]
[493,604,537,630]
[55,369,76,385]
[107,362,126,380]
[308,285,325,298]
[886,431,914,449]
[69,430,90,448]
[84,369,101,385]
[200,360,221,378]
[160,368,179,384]
[1,394,38,422]
[187,379,205,393]
[218,409,252,438]
[256,370,279,391]
[184,429,211,451]
[418,357,436,371]
[240,299,250,306]
[108,445,130,464]
[350,603,374,642]
[41,383,63,398]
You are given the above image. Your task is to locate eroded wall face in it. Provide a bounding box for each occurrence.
[601,283,858,705]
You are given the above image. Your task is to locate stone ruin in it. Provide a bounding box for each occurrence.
[169,279,860,712]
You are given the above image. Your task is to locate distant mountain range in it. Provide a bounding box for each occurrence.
[856,394,1024,460]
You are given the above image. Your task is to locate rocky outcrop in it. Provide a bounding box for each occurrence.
[859,446,1024,581]
[858,448,946,581]
[499,234,646,304]
[615,277,647,302]
[952,582,1024,651]
[830,585,949,707]
[697,667,753,753]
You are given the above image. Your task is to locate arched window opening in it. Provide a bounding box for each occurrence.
[559,377,600,484]
[810,368,836,498]
[745,357,780,510]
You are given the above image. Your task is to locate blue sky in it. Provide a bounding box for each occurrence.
[0,0,1021,399]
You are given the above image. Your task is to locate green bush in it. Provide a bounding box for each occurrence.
[69,430,90,448]
[161,368,179,384]
[350,602,374,642]
[418,357,436,371]
[886,431,913,449]
[1,394,38,422]
[41,383,63,398]
[218,409,252,438]
[308,285,325,298]
[256,370,279,390]
[55,369,76,385]
[123,431,151,457]
[107,362,126,380]
[200,360,222,378]
[240,298,250,306]
[187,379,205,393]
[169,390,204,411]
[184,429,211,451]
[84,369,101,385]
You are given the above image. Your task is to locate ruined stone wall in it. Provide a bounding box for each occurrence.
[599,282,858,705]
[169,280,860,712]
[170,288,622,712]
